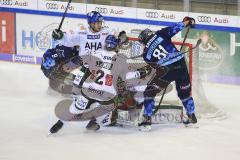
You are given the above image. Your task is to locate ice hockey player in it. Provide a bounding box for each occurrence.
[114,77,142,111]
[41,44,81,94]
[52,11,113,55]
[138,17,198,131]
[48,11,112,132]
[49,35,152,133]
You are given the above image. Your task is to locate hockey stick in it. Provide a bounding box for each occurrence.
[57,0,72,31]
[180,25,191,51]
[153,26,192,115]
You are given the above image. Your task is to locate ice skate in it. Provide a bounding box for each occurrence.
[138,115,152,131]
[183,113,198,128]
[86,117,100,131]
[49,120,64,134]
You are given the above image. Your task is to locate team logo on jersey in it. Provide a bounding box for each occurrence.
[96,61,113,70]
[85,42,103,50]
[103,55,116,61]
[87,35,100,39]
[88,85,104,96]
[105,74,113,86]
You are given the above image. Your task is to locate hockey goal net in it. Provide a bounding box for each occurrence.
[118,37,224,118]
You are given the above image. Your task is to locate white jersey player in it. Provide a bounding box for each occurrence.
[52,11,113,55]
[47,11,112,95]
[49,11,113,133]
[49,35,152,133]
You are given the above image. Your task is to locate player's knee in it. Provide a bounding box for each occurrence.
[177,83,191,100]
[144,85,159,98]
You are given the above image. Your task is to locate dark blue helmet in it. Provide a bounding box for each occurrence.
[138,28,153,45]
[42,49,56,69]
[87,11,104,24]
[41,49,56,77]
[105,35,118,50]
[42,57,56,70]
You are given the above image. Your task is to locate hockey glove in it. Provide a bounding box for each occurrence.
[137,65,152,79]
[183,16,195,28]
[118,30,128,45]
[52,29,64,40]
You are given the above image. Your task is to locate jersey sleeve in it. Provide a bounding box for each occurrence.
[156,22,185,38]
[55,29,82,47]
[102,27,115,35]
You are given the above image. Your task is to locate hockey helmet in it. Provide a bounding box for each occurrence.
[41,49,56,77]
[87,11,104,24]
[138,28,154,45]
[117,77,126,93]
[105,35,118,51]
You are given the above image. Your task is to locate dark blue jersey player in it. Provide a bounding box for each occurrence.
[138,17,197,131]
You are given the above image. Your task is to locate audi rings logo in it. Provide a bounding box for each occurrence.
[95,7,108,14]
[198,16,211,23]
[46,3,59,10]
[145,12,159,18]
[0,0,13,5]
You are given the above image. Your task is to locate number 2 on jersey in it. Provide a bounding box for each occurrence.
[94,70,113,86]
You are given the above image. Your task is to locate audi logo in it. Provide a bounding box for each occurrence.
[46,3,59,10]
[145,12,159,18]
[95,7,108,14]
[198,16,211,23]
[0,0,13,5]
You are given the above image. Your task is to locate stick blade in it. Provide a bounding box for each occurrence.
[196,39,202,47]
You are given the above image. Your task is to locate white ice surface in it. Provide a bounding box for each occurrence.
[0,61,240,160]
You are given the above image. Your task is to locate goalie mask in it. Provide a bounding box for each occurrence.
[138,28,154,45]
[117,77,126,93]
[105,35,118,51]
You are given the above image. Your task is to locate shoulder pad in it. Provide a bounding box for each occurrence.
[117,53,128,59]
[78,31,87,35]
[75,27,87,35]
[101,27,114,35]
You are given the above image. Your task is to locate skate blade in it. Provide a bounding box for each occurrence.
[184,123,199,128]
[139,125,152,132]
[47,132,55,137]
